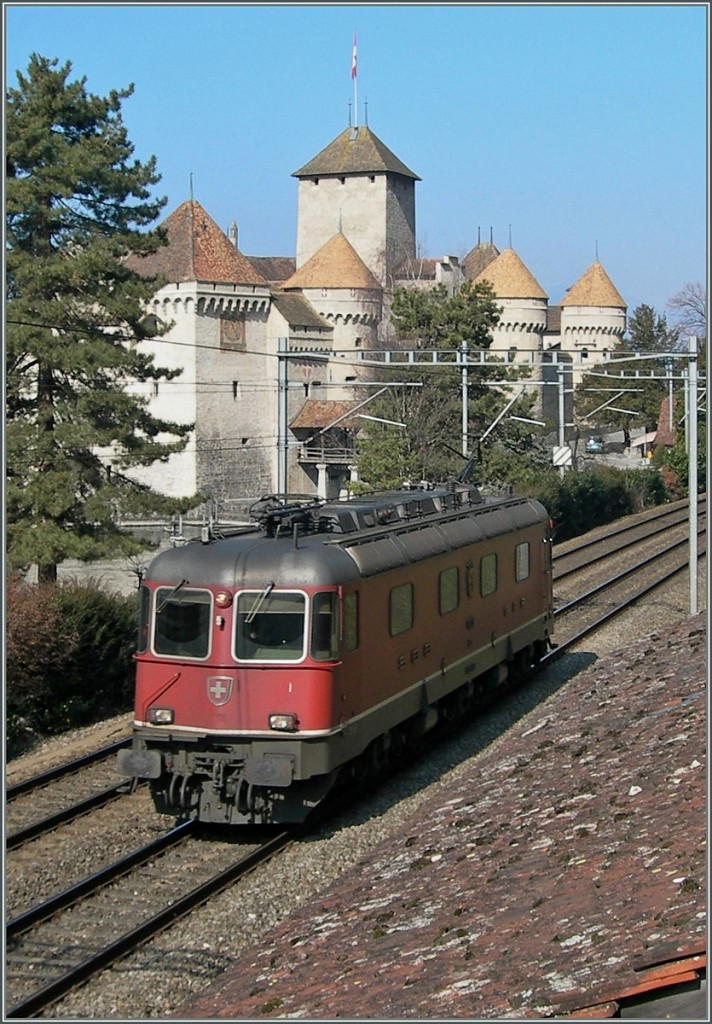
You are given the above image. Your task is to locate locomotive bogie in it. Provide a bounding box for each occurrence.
[118,486,554,825]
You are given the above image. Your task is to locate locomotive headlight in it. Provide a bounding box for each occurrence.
[148,707,175,725]
[269,713,298,732]
[215,590,232,608]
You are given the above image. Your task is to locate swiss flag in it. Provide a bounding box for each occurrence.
[351,33,357,79]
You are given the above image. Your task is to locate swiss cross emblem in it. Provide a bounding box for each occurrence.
[206,675,233,706]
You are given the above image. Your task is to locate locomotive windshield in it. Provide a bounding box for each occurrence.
[153,587,212,659]
[235,591,306,662]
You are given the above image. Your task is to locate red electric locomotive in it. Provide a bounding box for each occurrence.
[118,482,554,825]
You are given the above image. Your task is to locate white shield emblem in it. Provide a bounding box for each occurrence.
[206,675,233,706]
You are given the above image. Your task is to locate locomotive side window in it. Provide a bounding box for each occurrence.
[137,585,150,653]
[439,567,459,615]
[153,588,211,659]
[235,591,305,662]
[515,541,530,581]
[343,592,359,652]
[480,553,498,596]
[389,582,414,636]
[311,592,339,661]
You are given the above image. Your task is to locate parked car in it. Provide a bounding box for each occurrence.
[585,436,605,453]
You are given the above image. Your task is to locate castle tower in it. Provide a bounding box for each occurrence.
[471,247,549,356]
[281,231,382,394]
[292,125,420,287]
[125,199,273,505]
[558,260,627,375]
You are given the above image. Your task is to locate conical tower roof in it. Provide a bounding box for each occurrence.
[126,200,267,286]
[293,126,420,180]
[472,247,547,300]
[559,261,626,308]
[282,233,381,290]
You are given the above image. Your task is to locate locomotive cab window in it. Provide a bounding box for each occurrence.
[480,553,498,597]
[311,592,339,661]
[137,585,150,653]
[389,582,414,636]
[153,587,212,659]
[515,541,530,581]
[235,590,305,662]
[439,567,460,615]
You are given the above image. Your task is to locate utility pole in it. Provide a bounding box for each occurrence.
[687,335,698,615]
[460,340,469,456]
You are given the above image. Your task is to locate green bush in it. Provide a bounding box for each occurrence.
[524,466,668,542]
[6,576,138,757]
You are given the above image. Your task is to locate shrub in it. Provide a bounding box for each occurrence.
[6,576,138,757]
[51,579,139,725]
[525,467,667,542]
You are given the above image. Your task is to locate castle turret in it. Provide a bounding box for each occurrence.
[282,232,382,394]
[471,247,548,355]
[558,260,627,369]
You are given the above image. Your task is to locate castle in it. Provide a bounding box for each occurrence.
[125,123,627,516]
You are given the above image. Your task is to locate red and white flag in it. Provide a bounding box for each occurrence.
[351,32,357,79]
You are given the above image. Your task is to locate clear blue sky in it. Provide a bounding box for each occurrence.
[4,2,708,319]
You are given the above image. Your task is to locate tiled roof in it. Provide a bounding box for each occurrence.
[245,256,296,283]
[559,261,626,308]
[472,247,548,300]
[175,612,706,1020]
[270,291,332,331]
[293,126,420,181]
[462,241,500,280]
[125,200,268,286]
[289,399,358,430]
[282,233,382,290]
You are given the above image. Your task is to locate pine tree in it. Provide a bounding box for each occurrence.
[356,280,541,489]
[6,54,198,582]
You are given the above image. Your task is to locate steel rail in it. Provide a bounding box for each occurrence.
[6,782,136,851]
[6,820,195,939]
[5,828,294,1020]
[553,506,704,581]
[544,542,706,666]
[552,495,704,565]
[554,530,703,617]
[6,737,131,801]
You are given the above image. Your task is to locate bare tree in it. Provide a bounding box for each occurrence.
[667,282,707,340]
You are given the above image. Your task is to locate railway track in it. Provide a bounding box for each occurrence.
[5,825,293,1018]
[552,494,704,581]
[4,497,705,1017]
[548,497,705,660]
[6,740,137,850]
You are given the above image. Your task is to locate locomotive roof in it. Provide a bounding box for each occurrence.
[143,487,549,587]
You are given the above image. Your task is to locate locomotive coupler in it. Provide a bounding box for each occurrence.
[210,760,225,792]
